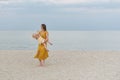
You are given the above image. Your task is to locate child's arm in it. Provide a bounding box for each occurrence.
[32,31,40,40]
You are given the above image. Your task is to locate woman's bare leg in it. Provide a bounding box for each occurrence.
[39,59,45,66]
[39,59,43,66]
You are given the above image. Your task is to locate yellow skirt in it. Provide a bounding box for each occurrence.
[34,44,48,60]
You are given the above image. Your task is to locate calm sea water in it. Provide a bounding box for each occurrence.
[0,31,120,51]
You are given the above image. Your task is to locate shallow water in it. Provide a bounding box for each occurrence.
[0,31,120,51]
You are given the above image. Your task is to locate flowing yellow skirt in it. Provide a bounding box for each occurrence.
[34,44,48,60]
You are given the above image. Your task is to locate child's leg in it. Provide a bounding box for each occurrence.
[48,41,53,45]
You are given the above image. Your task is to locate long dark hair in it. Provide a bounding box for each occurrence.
[41,24,47,31]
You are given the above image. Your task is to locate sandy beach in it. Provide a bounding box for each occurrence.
[0,50,120,80]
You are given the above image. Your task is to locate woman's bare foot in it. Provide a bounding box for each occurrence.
[39,60,45,67]
[39,64,43,67]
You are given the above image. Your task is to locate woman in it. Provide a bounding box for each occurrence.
[34,24,49,66]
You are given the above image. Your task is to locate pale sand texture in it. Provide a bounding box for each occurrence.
[0,50,120,80]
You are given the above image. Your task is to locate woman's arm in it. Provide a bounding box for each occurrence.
[44,32,53,45]
[45,31,49,42]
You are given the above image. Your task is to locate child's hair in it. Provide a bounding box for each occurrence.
[41,24,47,31]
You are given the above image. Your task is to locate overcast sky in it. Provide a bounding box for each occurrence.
[0,0,120,30]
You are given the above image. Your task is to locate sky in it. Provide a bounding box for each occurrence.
[0,0,120,31]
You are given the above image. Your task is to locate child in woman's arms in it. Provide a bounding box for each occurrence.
[32,32,53,51]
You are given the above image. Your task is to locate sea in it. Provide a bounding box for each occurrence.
[0,31,120,51]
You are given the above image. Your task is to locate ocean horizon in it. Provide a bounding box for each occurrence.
[0,30,120,51]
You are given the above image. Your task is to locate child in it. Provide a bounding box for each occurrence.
[32,32,52,51]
